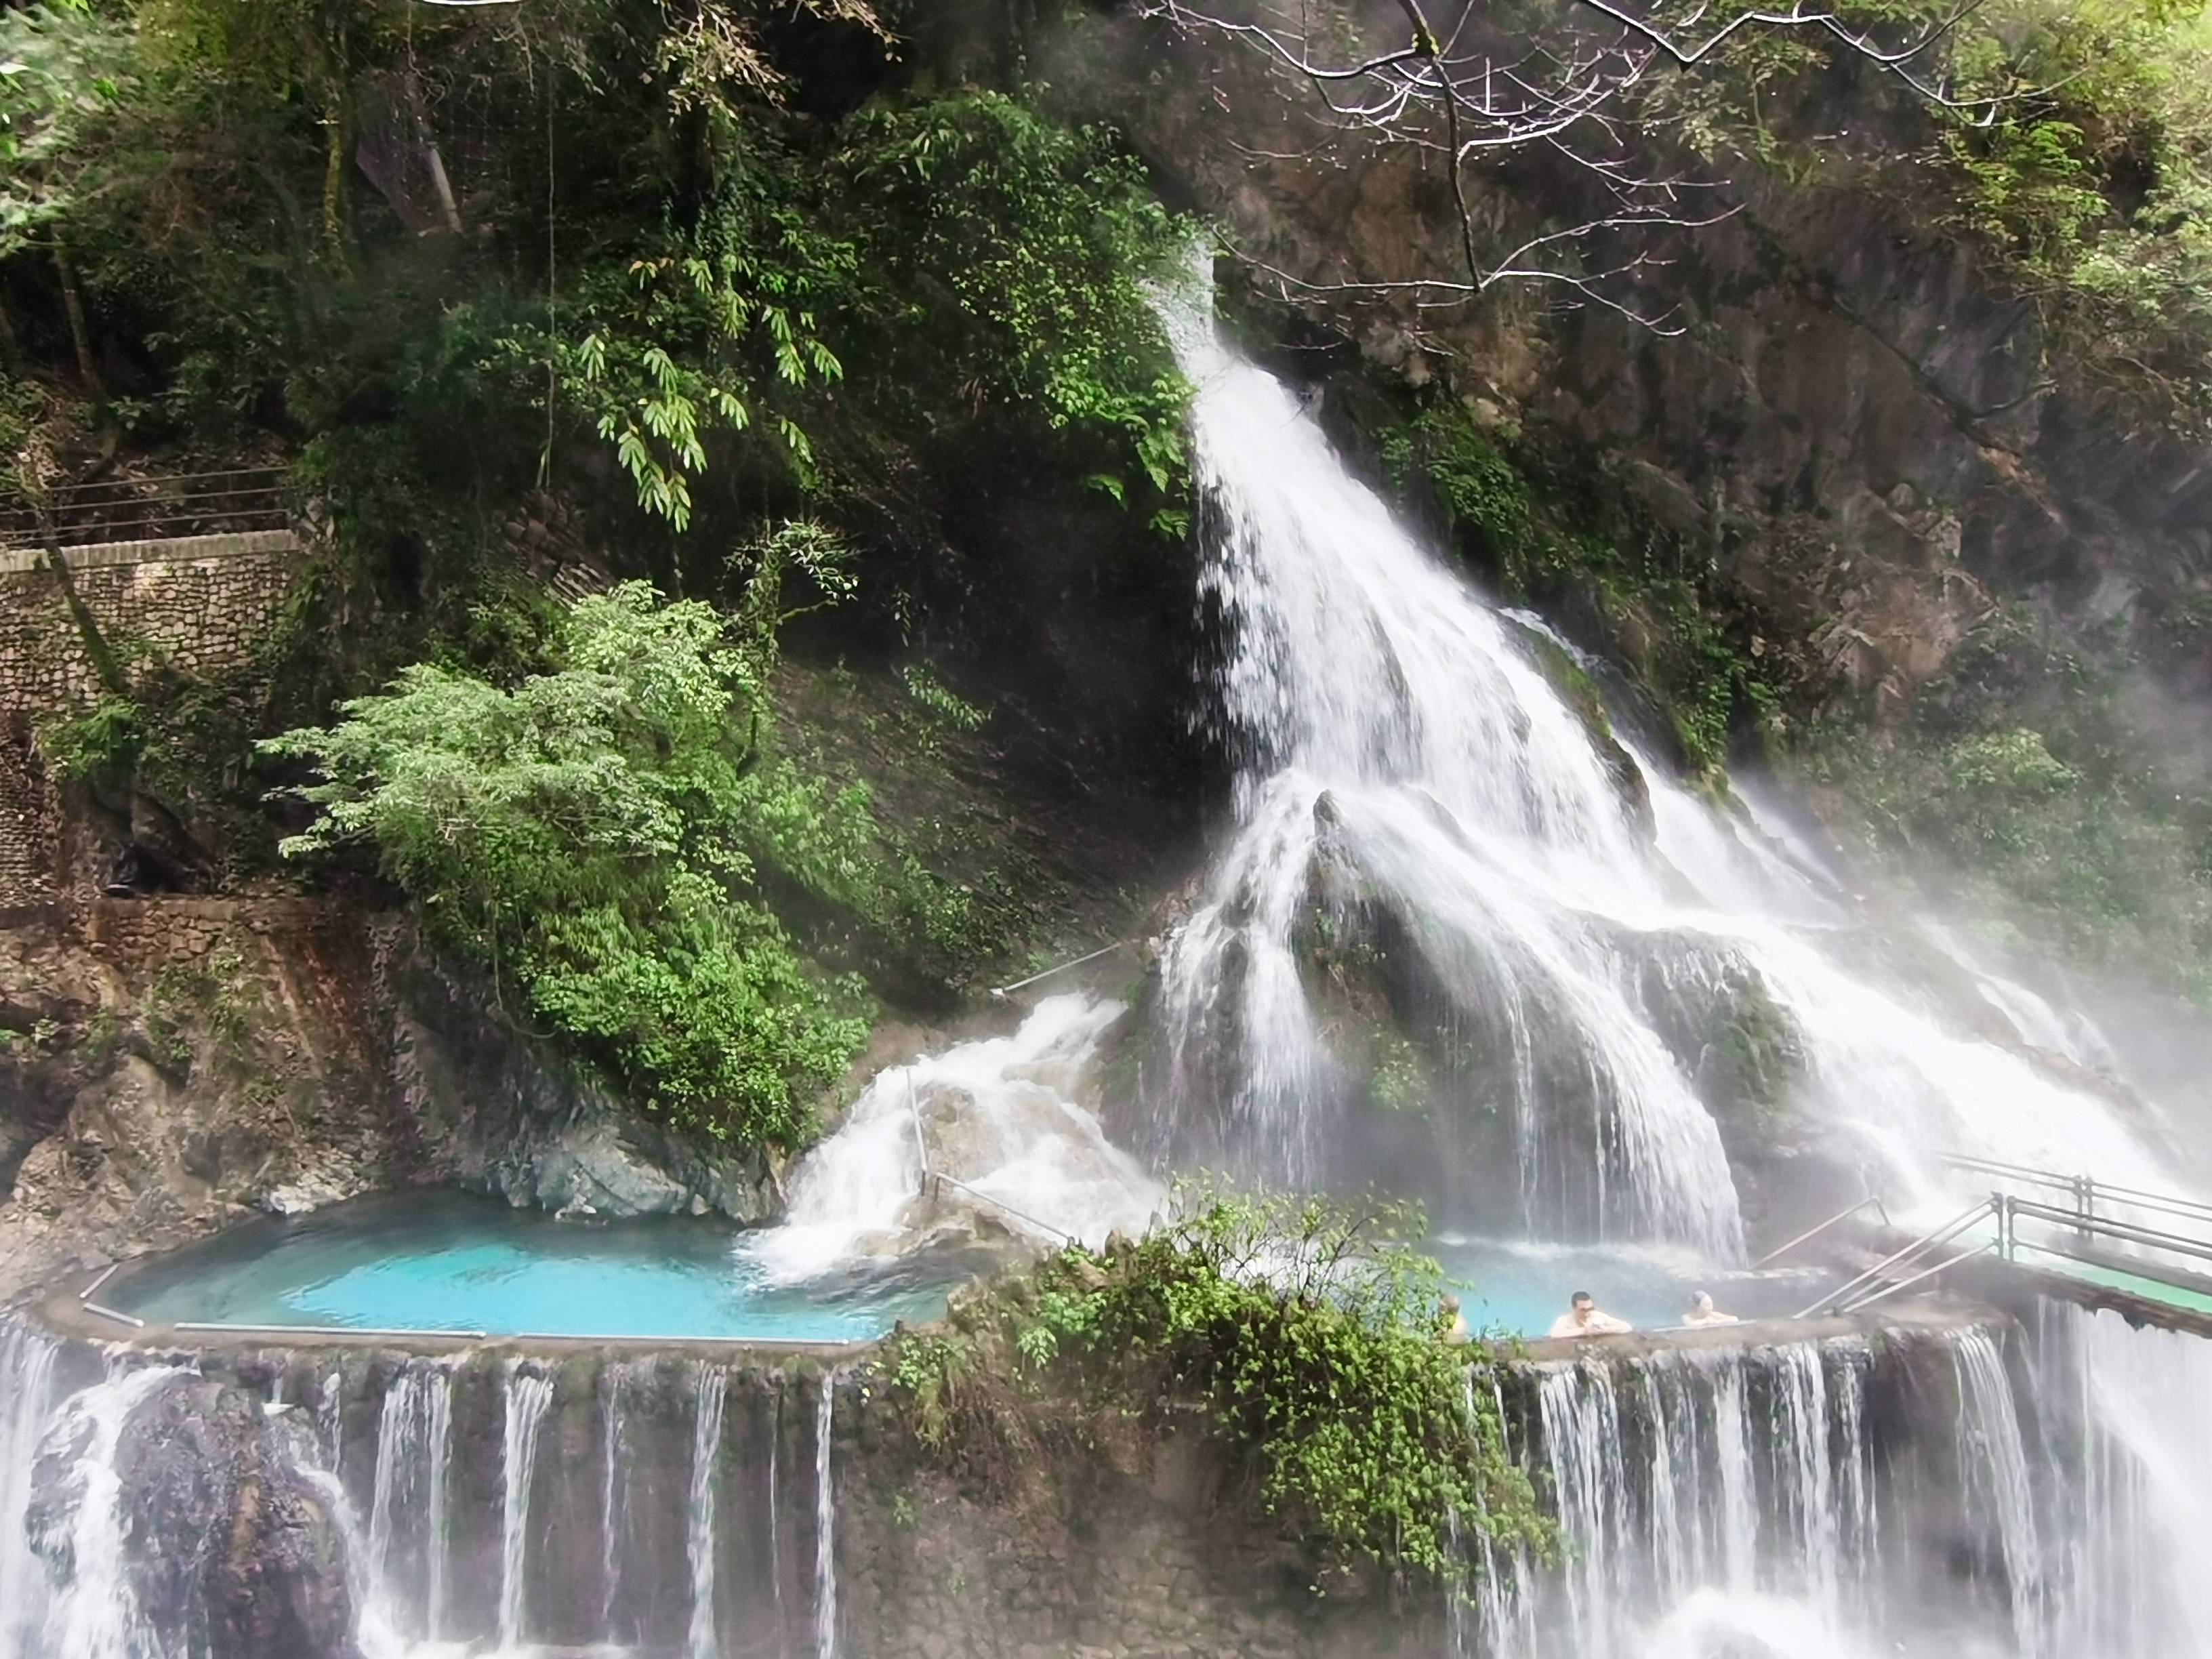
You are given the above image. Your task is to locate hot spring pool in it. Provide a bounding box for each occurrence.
[1432,1236,1837,1338]
[105,1190,959,1343]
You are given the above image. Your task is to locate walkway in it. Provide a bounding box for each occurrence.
[1809,1155,2212,1338]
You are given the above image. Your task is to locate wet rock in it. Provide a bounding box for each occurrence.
[111,1376,357,1659]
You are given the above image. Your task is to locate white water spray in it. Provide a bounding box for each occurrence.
[366,1364,453,1644]
[686,1363,726,1659]
[751,994,1161,1282]
[0,1320,60,1659]
[815,1376,839,1659]
[30,1366,182,1659]
[1152,277,2184,1255]
[496,1367,553,1650]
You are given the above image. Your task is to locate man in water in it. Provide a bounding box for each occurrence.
[1548,1290,1631,1338]
[1683,1290,1739,1326]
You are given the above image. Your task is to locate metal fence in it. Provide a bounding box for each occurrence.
[0,467,291,553]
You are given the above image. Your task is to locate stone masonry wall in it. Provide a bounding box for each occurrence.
[0,530,299,907]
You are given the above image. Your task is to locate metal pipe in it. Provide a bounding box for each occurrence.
[171,1322,489,1340]
[932,1172,1076,1245]
[1752,1193,1883,1268]
[83,1303,145,1329]
[989,940,1132,1000]
[1837,1244,1990,1315]
[905,1071,930,1183]
[1795,1197,1992,1319]
[80,1262,121,1300]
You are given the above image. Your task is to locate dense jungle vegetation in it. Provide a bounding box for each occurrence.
[10,0,2212,1136]
[1,0,1193,1149]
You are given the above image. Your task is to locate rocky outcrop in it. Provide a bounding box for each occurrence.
[114,1377,356,1659]
[24,1370,356,1659]
[0,895,781,1298]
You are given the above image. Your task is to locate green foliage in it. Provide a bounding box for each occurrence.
[0,4,135,254]
[265,578,884,1147]
[1904,0,2212,423]
[1797,605,2212,1002]
[535,179,857,529]
[900,664,987,733]
[882,1189,1551,1589]
[1382,403,1772,773]
[831,91,1192,510]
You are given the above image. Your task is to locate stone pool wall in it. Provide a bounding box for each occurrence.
[5,1303,2058,1659]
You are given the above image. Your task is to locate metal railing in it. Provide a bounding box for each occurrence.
[1797,1197,1995,1319]
[1753,1192,1889,1269]
[906,1073,1075,1246]
[1941,1153,2212,1234]
[0,467,291,552]
[1795,1161,2212,1321]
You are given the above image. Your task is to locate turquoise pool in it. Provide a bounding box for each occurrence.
[106,1190,958,1343]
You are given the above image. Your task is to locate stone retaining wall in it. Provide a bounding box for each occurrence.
[0,530,300,906]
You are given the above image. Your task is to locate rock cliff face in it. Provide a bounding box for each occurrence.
[0,896,780,1298]
[1025,5,2212,732]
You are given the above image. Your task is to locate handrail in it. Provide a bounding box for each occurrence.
[905,1069,1074,1245]
[1940,1153,2212,1230]
[1753,1193,1888,1269]
[1837,1242,1990,1316]
[1795,1197,1994,1319]
[989,939,1134,1002]
[2005,1197,2212,1273]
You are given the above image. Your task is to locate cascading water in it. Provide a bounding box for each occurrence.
[26,1366,183,1659]
[0,1320,59,1659]
[599,1359,632,1637]
[815,1376,839,1659]
[1153,285,2186,1252]
[687,1362,727,1659]
[366,1363,453,1645]
[750,994,1162,1283]
[497,1366,554,1650]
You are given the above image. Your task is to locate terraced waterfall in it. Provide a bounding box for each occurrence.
[3,298,2211,1659]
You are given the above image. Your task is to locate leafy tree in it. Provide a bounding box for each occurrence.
[266,560,887,1147]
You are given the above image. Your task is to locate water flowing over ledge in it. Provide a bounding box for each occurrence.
[6,1294,2211,1658]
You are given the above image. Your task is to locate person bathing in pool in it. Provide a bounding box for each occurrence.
[1548,1290,1632,1339]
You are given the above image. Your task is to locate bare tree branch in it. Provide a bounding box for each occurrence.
[1145,0,2036,329]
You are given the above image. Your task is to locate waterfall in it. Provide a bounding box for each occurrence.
[366,1362,453,1643]
[599,1360,632,1636]
[1151,281,2184,1252]
[815,1376,839,1659]
[2032,1301,2212,1659]
[686,1362,726,1659]
[750,994,1160,1284]
[1491,1338,1884,1657]
[26,1366,182,1659]
[1954,1330,2045,1655]
[0,1319,59,1659]
[497,1366,554,1650]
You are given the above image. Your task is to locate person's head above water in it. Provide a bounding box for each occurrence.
[1570,1291,1594,1312]
[1439,1294,1460,1315]
[1689,1290,1715,1314]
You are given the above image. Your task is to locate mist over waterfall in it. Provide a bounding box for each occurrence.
[1151,287,2184,1253]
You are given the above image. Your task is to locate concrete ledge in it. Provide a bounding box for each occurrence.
[0,527,298,576]
[1503,1295,2006,1363]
